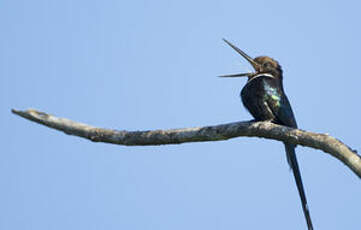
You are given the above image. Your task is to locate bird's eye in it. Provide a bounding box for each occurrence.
[263,62,272,68]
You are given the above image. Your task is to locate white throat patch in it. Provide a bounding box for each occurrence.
[247,73,276,84]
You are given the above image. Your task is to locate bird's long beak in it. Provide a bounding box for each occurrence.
[218,72,253,78]
[219,38,259,78]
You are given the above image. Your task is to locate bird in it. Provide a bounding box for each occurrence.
[219,38,314,230]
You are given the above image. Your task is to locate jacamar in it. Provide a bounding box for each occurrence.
[220,39,313,230]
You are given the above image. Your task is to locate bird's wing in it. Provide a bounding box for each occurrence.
[275,94,298,128]
[263,80,297,128]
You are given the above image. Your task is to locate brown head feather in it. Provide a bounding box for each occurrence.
[253,56,283,79]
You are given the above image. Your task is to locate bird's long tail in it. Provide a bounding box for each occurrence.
[284,143,314,230]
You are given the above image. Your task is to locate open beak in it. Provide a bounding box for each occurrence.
[218,38,259,78]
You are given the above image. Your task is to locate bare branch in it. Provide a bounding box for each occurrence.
[12,108,361,178]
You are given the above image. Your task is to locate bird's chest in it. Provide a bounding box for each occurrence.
[241,78,265,100]
[241,77,280,102]
[240,76,282,120]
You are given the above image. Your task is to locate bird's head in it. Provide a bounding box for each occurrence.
[219,39,283,80]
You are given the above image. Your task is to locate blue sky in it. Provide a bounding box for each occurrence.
[1,0,360,229]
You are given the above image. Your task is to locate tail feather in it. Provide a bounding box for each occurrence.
[284,143,314,230]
